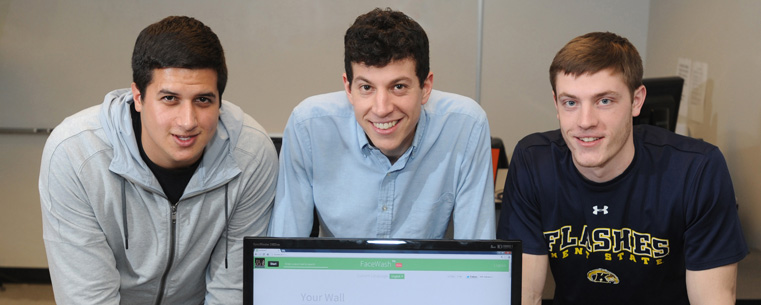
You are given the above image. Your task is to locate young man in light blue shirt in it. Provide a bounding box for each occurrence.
[268,8,495,239]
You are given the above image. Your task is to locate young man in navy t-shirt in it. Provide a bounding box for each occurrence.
[497,32,747,305]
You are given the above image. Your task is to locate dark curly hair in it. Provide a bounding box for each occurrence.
[550,32,643,96]
[131,16,227,102]
[344,8,430,88]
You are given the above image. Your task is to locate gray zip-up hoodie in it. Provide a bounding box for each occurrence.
[39,88,277,304]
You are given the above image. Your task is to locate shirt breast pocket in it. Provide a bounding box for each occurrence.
[402,192,455,238]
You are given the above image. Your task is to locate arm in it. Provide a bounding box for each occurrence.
[205,129,278,303]
[453,116,495,239]
[522,254,549,305]
[682,148,747,304]
[39,137,121,305]
[686,263,738,305]
[496,138,553,304]
[267,113,317,237]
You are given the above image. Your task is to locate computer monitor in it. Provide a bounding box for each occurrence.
[244,237,522,305]
[633,76,684,132]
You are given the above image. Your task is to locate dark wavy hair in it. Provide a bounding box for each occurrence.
[550,32,643,96]
[344,8,430,88]
[131,16,227,102]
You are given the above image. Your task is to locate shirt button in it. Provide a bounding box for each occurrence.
[382,206,388,211]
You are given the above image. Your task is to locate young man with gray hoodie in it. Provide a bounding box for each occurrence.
[39,16,277,304]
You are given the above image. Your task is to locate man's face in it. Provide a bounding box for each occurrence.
[553,68,645,182]
[343,58,433,161]
[131,68,220,169]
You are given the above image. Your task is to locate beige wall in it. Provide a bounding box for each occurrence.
[646,0,761,250]
[0,135,48,267]
[16,0,744,268]
[480,0,650,166]
[0,0,480,133]
[0,0,481,268]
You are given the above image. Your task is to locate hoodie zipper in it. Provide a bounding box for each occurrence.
[154,202,179,305]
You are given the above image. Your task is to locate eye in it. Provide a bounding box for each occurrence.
[198,97,211,103]
[360,84,372,91]
[564,100,577,107]
[599,98,612,105]
[161,95,177,102]
[394,84,405,90]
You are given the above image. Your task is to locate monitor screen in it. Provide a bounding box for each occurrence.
[244,237,522,305]
[633,76,684,132]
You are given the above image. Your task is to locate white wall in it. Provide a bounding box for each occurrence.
[646,0,761,250]
[1,0,653,268]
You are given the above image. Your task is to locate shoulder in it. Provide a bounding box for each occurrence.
[506,130,567,174]
[220,100,276,159]
[50,105,103,141]
[290,91,354,124]
[424,90,486,122]
[515,129,565,152]
[635,125,718,157]
[43,104,110,162]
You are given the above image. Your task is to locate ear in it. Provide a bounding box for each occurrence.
[631,85,646,117]
[420,72,434,105]
[131,82,143,112]
[342,73,354,105]
[552,91,560,120]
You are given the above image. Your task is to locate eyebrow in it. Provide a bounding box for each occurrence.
[557,90,621,100]
[389,76,413,84]
[353,76,413,86]
[158,89,217,100]
[158,89,179,96]
[353,76,372,85]
[593,91,622,100]
[556,92,578,100]
[196,92,218,99]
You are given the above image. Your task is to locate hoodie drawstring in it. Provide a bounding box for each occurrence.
[122,178,129,250]
[224,183,229,269]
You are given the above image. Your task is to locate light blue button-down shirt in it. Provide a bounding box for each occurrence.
[268,90,495,239]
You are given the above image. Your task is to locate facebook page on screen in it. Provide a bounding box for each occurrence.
[251,248,513,305]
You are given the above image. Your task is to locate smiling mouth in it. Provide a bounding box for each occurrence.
[175,134,197,141]
[578,137,601,142]
[373,120,399,130]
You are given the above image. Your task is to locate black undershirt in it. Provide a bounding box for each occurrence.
[131,103,200,204]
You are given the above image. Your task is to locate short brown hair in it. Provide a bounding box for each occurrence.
[344,8,429,88]
[132,16,227,101]
[549,32,643,96]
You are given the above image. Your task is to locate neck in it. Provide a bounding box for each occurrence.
[576,141,636,183]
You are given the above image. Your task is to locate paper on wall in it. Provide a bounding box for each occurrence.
[688,61,708,123]
[675,58,691,135]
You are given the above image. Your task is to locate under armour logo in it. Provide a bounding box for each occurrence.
[593,205,609,215]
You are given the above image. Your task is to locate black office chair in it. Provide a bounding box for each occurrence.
[491,137,509,170]
[491,137,509,210]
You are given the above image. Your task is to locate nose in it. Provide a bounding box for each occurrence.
[177,102,198,130]
[578,103,598,129]
[372,90,393,117]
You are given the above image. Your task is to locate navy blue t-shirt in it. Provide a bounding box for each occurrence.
[497,125,747,305]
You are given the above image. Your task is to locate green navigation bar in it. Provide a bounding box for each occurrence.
[257,257,509,272]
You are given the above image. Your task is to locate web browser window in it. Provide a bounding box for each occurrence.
[252,248,513,305]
